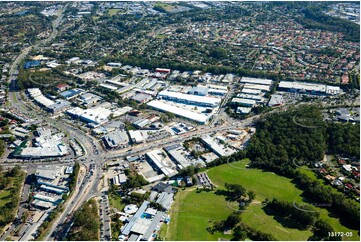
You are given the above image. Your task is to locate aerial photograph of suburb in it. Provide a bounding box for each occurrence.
[0,1,359,241]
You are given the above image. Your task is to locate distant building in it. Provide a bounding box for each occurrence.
[155,68,171,74]
[188,86,209,96]
[158,90,221,107]
[131,93,153,103]
[278,81,340,95]
[231,98,256,107]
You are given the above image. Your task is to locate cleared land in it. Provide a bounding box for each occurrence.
[162,159,360,241]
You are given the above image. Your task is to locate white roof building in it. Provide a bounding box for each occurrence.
[268,94,284,106]
[240,77,272,86]
[19,129,68,158]
[146,150,177,177]
[158,90,221,107]
[128,130,144,144]
[66,107,112,125]
[236,107,252,114]
[278,81,341,95]
[241,88,262,95]
[231,98,256,107]
[147,100,210,124]
[243,83,270,92]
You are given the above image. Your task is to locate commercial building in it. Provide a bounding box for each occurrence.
[147,100,210,124]
[16,128,68,158]
[12,127,29,139]
[105,79,129,88]
[77,92,102,107]
[278,81,341,95]
[243,83,270,92]
[236,93,264,103]
[240,88,262,95]
[240,77,272,86]
[157,90,221,107]
[120,201,166,241]
[188,86,209,96]
[131,93,153,103]
[208,88,228,96]
[222,74,234,83]
[47,99,71,113]
[133,119,150,128]
[35,166,69,193]
[111,173,127,185]
[27,88,55,108]
[201,135,236,157]
[206,84,228,91]
[145,150,177,177]
[155,192,174,211]
[103,130,129,149]
[231,98,256,107]
[164,144,205,169]
[66,106,112,125]
[99,83,118,91]
[128,130,145,144]
[236,107,252,114]
[268,94,284,107]
[60,88,84,100]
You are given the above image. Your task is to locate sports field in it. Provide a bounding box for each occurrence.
[161,159,360,241]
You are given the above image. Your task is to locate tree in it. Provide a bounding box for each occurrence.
[310,220,341,241]
[224,212,241,229]
[247,191,256,202]
[232,226,247,241]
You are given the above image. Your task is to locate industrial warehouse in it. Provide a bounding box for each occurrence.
[278,81,341,95]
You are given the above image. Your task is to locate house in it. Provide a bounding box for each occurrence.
[345,183,353,189]
[55,83,70,92]
[151,182,176,194]
[342,164,352,173]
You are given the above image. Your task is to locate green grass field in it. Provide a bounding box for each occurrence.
[0,190,11,207]
[160,190,233,241]
[109,193,126,212]
[163,159,360,241]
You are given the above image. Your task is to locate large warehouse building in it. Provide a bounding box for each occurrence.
[147,100,210,124]
[66,106,112,125]
[278,81,341,95]
[240,77,272,86]
[157,90,221,107]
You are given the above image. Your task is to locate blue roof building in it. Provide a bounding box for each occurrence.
[24,61,40,69]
